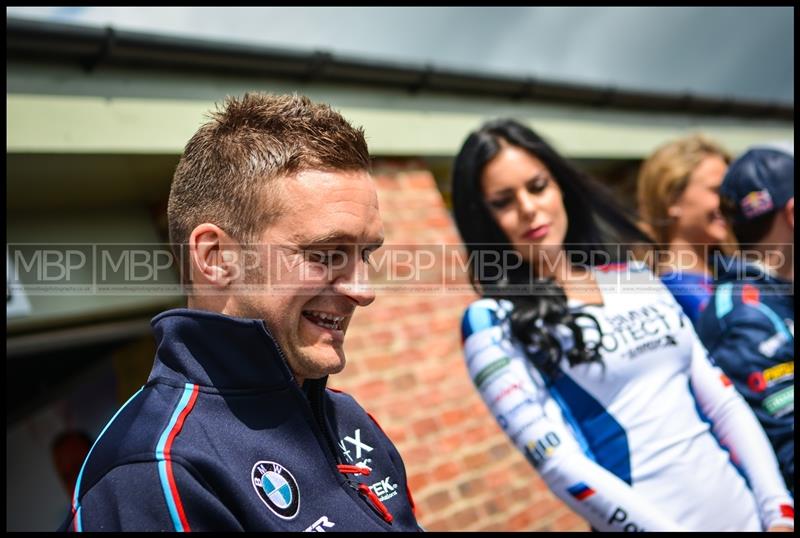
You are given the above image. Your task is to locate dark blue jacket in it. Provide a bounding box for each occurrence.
[696,260,794,492]
[660,270,714,327]
[60,309,420,531]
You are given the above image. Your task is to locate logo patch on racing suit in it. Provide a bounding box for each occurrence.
[338,428,374,469]
[251,461,300,519]
[369,475,399,502]
[303,515,335,532]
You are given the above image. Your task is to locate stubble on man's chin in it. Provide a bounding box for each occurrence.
[294,346,348,384]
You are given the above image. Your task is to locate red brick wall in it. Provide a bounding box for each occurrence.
[332,160,589,531]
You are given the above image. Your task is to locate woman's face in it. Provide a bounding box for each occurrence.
[669,154,729,246]
[481,144,568,277]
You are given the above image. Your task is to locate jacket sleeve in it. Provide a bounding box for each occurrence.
[462,301,683,532]
[688,335,794,530]
[64,459,242,532]
[696,289,794,490]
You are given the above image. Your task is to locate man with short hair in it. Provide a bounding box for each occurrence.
[697,145,794,494]
[61,93,421,531]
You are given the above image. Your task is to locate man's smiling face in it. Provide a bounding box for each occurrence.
[226,168,384,385]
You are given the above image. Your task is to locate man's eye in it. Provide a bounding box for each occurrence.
[307,250,348,265]
[362,248,376,264]
[306,250,331,264]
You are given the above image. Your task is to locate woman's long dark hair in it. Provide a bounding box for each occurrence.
[451,119,653,378]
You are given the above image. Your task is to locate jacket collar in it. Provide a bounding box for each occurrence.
[149,308,301,390]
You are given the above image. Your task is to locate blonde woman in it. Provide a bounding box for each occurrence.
[637,134,733,324]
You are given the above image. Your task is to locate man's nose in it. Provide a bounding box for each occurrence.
[333,261,375,307]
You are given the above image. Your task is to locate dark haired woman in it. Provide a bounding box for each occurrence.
[452,119,793,531]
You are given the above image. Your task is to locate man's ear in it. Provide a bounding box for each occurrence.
[784,197,794,230]
[188,223,240,288]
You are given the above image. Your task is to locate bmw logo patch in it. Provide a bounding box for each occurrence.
[251,461,300,519]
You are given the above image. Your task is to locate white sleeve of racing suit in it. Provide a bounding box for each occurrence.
[688,337,794,530]
[464,322,685,532]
